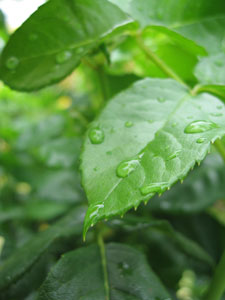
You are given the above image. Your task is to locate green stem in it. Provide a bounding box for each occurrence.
[214,139,225,163]
[136,34,188,87]
[204,250,225,300]
[97,231,110,300]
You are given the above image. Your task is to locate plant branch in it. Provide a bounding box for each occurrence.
[204,249,225,300]
[136,34,188,87]
[98,231,110,300]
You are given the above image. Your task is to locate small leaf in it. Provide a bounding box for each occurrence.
[37,243,170,300]
[81,78,225,236]
[0,0,132,91]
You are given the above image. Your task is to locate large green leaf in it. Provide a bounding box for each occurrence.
[0,0,132,91]
[0,205,86,293]
[195,53,225,85]
[149,153,225,213]
[37,243,170,300]
[81,78,225,236]
[109,0,225,54]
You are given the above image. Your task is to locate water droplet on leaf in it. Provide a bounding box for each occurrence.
[116,159,139,178]
[210,112,223,117]
[157,97,166,103]
[140,183,168,195]
[167,150,181,161]
[196,137,207,144]
[6,56,19,70]
[56,50,72,64]
[184,120,218,134]
[118,262,132,275]
[89,128,104,144]
[29,33,38,41]
[125,121,133,128]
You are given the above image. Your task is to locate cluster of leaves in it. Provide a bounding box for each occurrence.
[0,0,225,299]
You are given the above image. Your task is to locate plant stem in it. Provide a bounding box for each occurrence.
[97,231,110,300]
[214,139,225,163]
[204,249,225,300]
[136,34,188,87]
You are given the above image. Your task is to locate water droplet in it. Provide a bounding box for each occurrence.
[89,204,104,220]
[210,112,223,117]
[148,119,154,124]
[140,182,168,195]
[167,150,181,161]
[5,56,19,70]
[125,121,133,128]
[184,120,219,134]
[157,97,166,103]
[118,262,132,275]
[56,50,72,64]
[196,137,207,144]
[106,151,112,155]
[172,122,177,127]
[93,167,98,172]
[217,105,223,110]
[29,33,38,41]
[116,159,139,178]
[89,128,104,144]
[187,116,193,119]
[75,47,84,55]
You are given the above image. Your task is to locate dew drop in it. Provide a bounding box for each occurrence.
[118,262,132,275]
[106,151,112,155]
[184,120,218,134]
[196,137,207,144]
[140,183,168,195]
[157,96,166,103]
[217,105,223,110]
[116,159,139,178]
[29,33,38,41]
[167,150,181,161]
[56,50,72,64]
[172,122,177,127]
[5,56,19,70]
[210,112,223,117]
[148,119,154,124]
[125,121,133,128]
[89,128,104,144]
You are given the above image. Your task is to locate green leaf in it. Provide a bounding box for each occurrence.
[37,243,170,300]
[150,153,225,213]
[195,53,225,85]
[0,0,132,91]
[81,78,225,236]
[195,85,225,103]
[109,0,225,54]
[109,216,214,267]
[0,205,86,292]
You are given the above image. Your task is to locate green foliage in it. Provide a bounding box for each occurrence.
[0,1,225,299]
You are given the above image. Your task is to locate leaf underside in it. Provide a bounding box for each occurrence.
[81,78,225,236]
